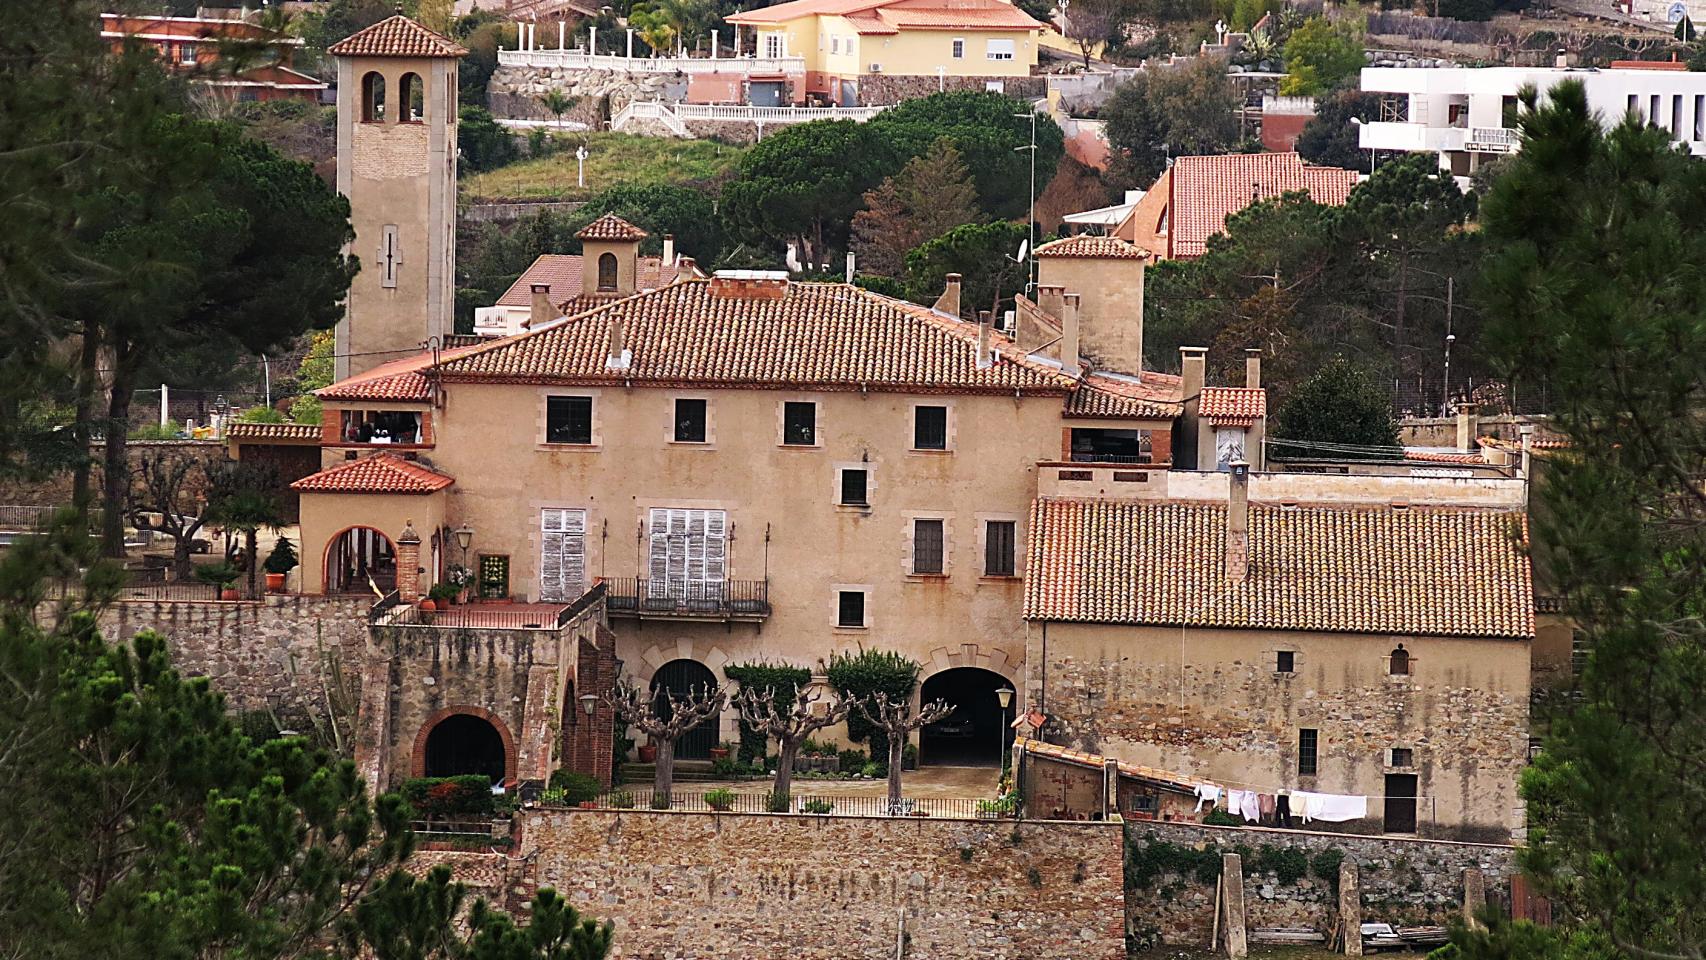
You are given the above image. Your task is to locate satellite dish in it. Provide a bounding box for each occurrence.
[1011,239,1030,263]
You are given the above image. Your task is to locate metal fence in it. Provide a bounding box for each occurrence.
[602,578,771,618]
[385,603,570,630]
[541,789,1018,819]
[118,581,225,602]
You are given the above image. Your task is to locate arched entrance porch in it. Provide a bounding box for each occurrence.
[323,525,397,594]
[919,666,1014,766]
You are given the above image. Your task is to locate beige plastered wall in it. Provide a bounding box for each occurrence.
[299,488,446,594]
[859,27,1038,76]
[1028,621,1532,840]
[1118,166,1171,257]
[1036,254,1146,373]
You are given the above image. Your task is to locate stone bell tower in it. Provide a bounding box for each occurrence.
[329,15,466,379]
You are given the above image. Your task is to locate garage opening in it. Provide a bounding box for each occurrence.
[918,667,1012,766]
[422,713,507,783]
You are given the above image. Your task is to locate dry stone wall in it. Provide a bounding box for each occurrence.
[858,73,1045,104]
[1123,820,1517,948]
[488,66,686,123]
[514,809,1125,960]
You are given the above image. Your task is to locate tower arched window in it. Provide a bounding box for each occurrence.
[361,71,387,122]
[597,252,618,291]
[1388,644,1411,676]
[400,72,423,121]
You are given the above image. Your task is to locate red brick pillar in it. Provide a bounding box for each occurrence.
[565,623,619,787]
[396,520,422,601]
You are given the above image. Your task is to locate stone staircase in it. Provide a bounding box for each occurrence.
[619,759,720,784]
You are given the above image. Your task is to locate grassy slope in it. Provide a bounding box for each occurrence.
[461,132,746,201]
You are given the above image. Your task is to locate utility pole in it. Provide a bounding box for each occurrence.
[1013,105,1040,293]
[1442,276,1455,416]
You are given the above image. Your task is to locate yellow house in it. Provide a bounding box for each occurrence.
[727,0,1043,106]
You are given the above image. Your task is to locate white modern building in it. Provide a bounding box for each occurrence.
[1358,62,1706,175]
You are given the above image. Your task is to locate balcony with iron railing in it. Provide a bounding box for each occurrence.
[601,577,770,622]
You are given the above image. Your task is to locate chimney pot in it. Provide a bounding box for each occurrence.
[1245,347,1262,389]
[1226,460,1250,583]
[1061,293,1083,377]
[529,282,556,330]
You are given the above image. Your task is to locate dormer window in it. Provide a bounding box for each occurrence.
[597,252,618,292]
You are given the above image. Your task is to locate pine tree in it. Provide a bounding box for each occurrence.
[1459,77,1706,960]
[1270,358,1398,460]
[851,138,981,279]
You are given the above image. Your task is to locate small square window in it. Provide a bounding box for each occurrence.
[984,520,1016,576]
[180,44,198,64]
[952,37,965,58]
[837,590,865,628]
[840,468,868,506]
[913,518,945,574]
[783,401,817,445]
[1298,728,1319,776]
[1390,747,1414,767]
[914,405,947,450]
[1276,650,1295,673]
[674,398,707,443]
[546,396,593,444]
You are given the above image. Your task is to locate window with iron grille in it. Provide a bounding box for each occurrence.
[984,520,1016,576]
[674,398,707,443]
[1276,650,1295,673]
[840,468,868,506]
[837,590,865,628]
[914,406,947,450]
[783,402,816,445]
[546,396,593,444]
[1390,747,1414,767]
[1298,728,1318,776]
[912,519,944,574]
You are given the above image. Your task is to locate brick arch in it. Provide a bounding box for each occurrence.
[411,705,518,785]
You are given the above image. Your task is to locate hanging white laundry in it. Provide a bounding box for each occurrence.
[1194,783,1222,812]
[1293,790,1367,823]
[1224,788,1247,817]
[1239,789,1261,822]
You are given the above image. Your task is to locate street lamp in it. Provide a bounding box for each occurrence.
[454,523,474,568]
[1349,117,1375,177]
[995,687,1014,768]
[579,692,599,716]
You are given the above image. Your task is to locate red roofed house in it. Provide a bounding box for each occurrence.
[1117,152,1361,260]
[101,12,327,101]
[726,0,1045,106]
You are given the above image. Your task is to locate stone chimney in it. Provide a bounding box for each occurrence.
[976,311,993,370]
[1180,346,1208,470]
[933,273,962,317]
[1225,461,1249,583]
[529,282,555,330]
[1037,284,1065,321]
[677,256,697,282]
[1245,348,1262,389]
[1518,422,1534,480]
[662,234,676,267]
[605,319,629,370]
[1455,402,1480,452]
[1061,293,1083,378]
[396,520,422,602]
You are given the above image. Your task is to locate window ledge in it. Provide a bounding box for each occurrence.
[833,624,869,631]
[979,574,1021,582]
[836,502,872,512]
[667,439,714,448]
[908,448,953,455]
[778,441,821,449]
[1273,671,1297,679]
[905,572,949,581]
[537,442,600,451]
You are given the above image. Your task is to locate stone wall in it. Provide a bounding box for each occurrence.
[514,809,1125,959]
[857,73,1046,105]
[488,66,686,122]
[1123,820,1517,947]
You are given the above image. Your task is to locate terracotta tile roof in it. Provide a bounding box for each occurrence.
[1199,386,1266,425]
[1069,371,1183,420]
[316,342,488,403]
[327,15,467,58]
[494,254,674,308]
[291,453,454,495]
[1017,737,1200,794]
[437,280,1080,394]
[227,421,321,443]
[575,213,648,242]
[1170,153,1359,258]
[1024,498,1534,638]
[728,0,1040,29]
[1479,434,1570,453]
[1035,234,1149,260]
[1404,449,1487,465]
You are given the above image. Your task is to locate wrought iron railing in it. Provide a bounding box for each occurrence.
[601,578,770,619]
[367,589,401,623]
[539,789,1016,819]
[119,581,225,602]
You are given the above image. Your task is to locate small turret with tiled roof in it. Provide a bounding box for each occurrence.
[327,14,467,58]
[575,213,650,242]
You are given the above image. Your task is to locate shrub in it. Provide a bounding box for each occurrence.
[237,404,286,424]
[828,649,921,765]
[1254,844,1311,885]
[607,790,636,808]
[1204,807,1245,826]
[547,769,602,804]
[649,792,671,810]
[1311,848,1346,891]
[837,747,868,773]
[977,792,1018,816]
[960,846,974,862]
[860,761,881,779]
[263,536,298,575]
[703,787,735,811]
[711,755,742,776]
[400,775,495,818]
[194,561,240,588]
[801,798,833,814]
[723,661,811,763]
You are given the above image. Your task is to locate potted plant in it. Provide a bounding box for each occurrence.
[710,741,732,761]
[262,536,298,593]
[446,564,472,604]
[638,742,657,763]
[703,787,735,811]
[195,561,241,601]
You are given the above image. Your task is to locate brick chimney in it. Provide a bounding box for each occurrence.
[396,519,422,602]
[1225,461,1249,583]
[662,234,676,267]
[1061,293,1083,378]
[605,319,629,370]
[1245,348,1262,389]
[708,272,788,300]
[976,310,993,370]
[1455,402,1480,452]
[934,272,962,317]
[529,283,555,330]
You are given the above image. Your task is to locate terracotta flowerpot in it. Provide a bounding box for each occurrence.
[710,747,730,760]
[220,588,239,601]
[420,598,437,612]
[638,745,658,763]
[578,801,598,810]
[265,572,286,593]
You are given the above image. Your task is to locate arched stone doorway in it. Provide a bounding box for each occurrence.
[919,667,1013,766]
[650,658,719,760]
[412,707,516,784]
[323,525,397,594]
